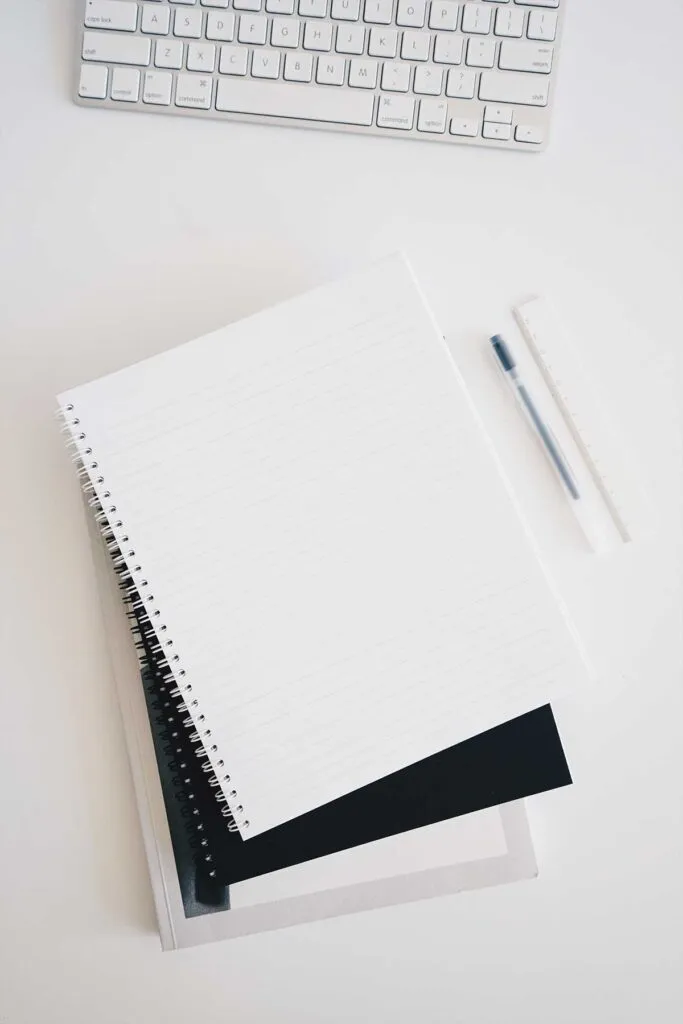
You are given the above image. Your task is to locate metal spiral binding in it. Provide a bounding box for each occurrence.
[128,598,226,877]
[59,402,250,848]
[130,598,246,895]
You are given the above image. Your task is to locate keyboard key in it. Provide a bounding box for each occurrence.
[219,44,249,73]
[84,1,138,32]
[155,39,184,67]
[376,93,414,129]
[515,123,543,143]
[174,8,203,37]
[171,1,198,5]
[445,67,475,97]
[433,33,463,64]
[111,66,141,101]
[499,41,552,73]
[331,0,361,17]
[348,58,378,87]
[252,49,282,78]
[305,0,329,14]
[401,31,430,61]
[316,54,346,84]
[396,0,427,28]
[238,15,268,43]
[413,65,442,94]
[300,0,328,14]
[479,70,549,105]
[450,116,478,136]
[201,1,231,7]
[483,121,511,140]
[417,98,447,132]
[304,21,333,49]
[466,37,495,67]
[78,63,108,99]
[216,77,375,123]
[515,0,557,7]
[234,0,262,8]
[484,104,512,124]
[284,51,314,80]
[461,3,491,34]
[428,2,459,31]
[527,10,557,41]
[175,73,214,108]
[187,43,216,70]
[368,27,398,57]
[82,30,151,65]
[364,0,393,25]
[381,61,411,92]
[266,0,295,10]
[336,25,365,54]
[272,17,301,46]
[206,12,236,39]
[494,6,524,38]
[141,4,171,34]
[143,70,173,104]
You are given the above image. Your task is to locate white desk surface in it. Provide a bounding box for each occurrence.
[1,1,682,1021]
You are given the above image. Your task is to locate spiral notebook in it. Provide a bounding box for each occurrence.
[59,253,585,840]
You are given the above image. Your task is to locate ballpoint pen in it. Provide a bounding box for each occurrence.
[490,333,580,501]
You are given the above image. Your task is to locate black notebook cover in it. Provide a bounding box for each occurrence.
[213,703,571,886]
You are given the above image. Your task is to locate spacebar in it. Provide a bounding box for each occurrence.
[216,80,375,127]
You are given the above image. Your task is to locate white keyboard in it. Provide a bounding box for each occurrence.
[76,0,564,150]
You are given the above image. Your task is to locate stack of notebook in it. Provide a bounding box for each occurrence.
[60,255,580,948]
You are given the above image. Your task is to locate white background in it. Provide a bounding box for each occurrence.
[1,1,682,1022]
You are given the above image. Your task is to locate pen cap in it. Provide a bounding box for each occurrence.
[490,335,516,372]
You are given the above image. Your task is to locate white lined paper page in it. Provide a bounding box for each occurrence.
[60,255,585,838]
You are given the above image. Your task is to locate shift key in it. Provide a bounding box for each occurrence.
[479,71,549,107]
[82,30,151,66]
